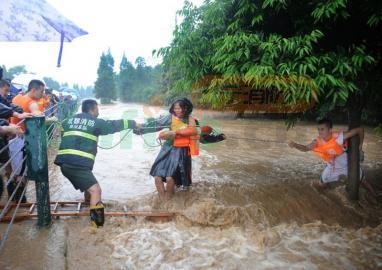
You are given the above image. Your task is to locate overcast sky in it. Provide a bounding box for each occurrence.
[0,0,203,86]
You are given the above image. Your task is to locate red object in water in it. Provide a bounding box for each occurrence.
[201,126,213,135]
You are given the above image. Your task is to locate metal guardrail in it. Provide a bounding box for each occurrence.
[0,100,78,254]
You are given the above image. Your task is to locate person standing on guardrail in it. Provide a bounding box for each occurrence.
[8,79,57,202]
[54,99,140,228]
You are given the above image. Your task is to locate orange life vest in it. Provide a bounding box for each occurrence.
[38,95,50,111]
[313,132,345,163]
[159,125,213,141]
[171,115,200,156]
[10,94,36,131]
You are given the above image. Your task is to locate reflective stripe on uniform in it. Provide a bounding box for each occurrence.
[63,130,98,142]
[58,149,95,160]
[123,119,130,129]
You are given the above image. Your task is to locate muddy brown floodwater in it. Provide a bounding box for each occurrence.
[1,103,382,270]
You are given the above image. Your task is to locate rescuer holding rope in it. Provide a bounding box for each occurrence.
[54,99,139,228]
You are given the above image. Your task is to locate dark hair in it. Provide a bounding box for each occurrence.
[317,117,333,129]
[82,99,98,113]
[0,79,10,88]
[28,79,45,92]
[169,97,193,117]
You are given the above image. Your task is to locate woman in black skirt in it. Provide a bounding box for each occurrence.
[134,98,199,200]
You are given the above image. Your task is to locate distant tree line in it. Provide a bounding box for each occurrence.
[94,50,163,104]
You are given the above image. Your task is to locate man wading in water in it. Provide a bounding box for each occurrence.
[54,99,139,228]
[288,118,372,190]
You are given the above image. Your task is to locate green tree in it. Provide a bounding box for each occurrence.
[73,84,93,98]
[158,0,382,199]
[43,77,61,90]
[118,54,135,102]
[7,65,28,79]
[0,65,28,80]
[94,50,116,104]
[135,56,148,94]
[78,85,94,98]
[115,55,169,104]
[131,60,162,103]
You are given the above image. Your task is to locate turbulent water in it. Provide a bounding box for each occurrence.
[1,103,382,270]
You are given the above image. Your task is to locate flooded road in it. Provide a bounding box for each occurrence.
[1,103,382,269]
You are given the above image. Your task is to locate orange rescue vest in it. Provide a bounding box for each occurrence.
[171,115,200,156]
[159,125,213,141]
[37,96,50,112]
[10,94,35,130]
[313,132,345,163]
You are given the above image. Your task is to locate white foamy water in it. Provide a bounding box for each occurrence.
[1,102,382,270]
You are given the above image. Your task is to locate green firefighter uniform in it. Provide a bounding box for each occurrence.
[54,112,136,191]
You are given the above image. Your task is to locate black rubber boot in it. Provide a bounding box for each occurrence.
[90,203,105,228]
